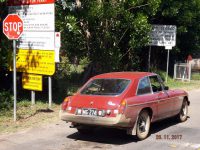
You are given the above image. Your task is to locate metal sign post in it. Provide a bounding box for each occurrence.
[13,40,17,121]
[3,14,24,122]
[166,49,170,83]
[165,46,172,83]
[148,46,151,72]
[150,25,177,83]
[31,91,35,105]
[48,76,52,108]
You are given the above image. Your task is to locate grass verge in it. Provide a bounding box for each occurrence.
[167,80,200,91]
[0,100,60,134]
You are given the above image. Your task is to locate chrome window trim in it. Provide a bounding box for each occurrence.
[148,75,165,93]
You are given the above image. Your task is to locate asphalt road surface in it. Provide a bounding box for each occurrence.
[0,89,200,150]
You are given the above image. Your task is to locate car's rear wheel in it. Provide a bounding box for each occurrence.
[177,99,188,122]
[136,110,151,140]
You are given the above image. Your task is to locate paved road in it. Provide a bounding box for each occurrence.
[0,89,200,150]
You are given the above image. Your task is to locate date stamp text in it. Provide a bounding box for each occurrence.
[156,134,182,140]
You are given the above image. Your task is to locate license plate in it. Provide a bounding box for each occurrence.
[82,108,97,116]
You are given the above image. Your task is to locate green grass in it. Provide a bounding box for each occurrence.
[191,72,200,80]
[0,100,60,134]
[166,80,200,91]
[152,69,200,91]
[165,74,200,91]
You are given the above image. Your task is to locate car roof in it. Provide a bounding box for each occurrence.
[92,72,156,80]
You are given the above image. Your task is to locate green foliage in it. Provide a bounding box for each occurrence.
[0,91,13,112]
[56,0,161,71]
[150,68,166,82]
[154,0,200,59]
[0,1,11,71]
[52,56,87,102]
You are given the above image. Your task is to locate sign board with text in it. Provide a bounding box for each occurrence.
[22,73,42,91]
[150,25,177,47]
[7,0,54,5]
[17,32,55,50]
[8,0,55,75]
[16,49,55,75]
[9,4,55,32]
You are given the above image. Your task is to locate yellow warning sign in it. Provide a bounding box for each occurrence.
[16,49,55,75]
[22,73,42,91]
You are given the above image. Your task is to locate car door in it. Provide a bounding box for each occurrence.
[166,89,183,116]
[126,77,157,120]
[149,75,173,120]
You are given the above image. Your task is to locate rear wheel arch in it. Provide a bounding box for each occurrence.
[135,108,152,140]
[139,107,153,120]
[127,107,153,137]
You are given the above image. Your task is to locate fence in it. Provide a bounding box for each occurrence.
[174,61,200,81]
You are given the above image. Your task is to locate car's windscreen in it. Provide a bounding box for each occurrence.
[80,79,130,96]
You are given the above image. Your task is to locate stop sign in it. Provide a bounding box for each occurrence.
[3,14,23,40]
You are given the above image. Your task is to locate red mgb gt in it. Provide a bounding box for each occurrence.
[60,72,189,140]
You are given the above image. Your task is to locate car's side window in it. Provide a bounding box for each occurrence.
[149,75,163,93]
[137,77,151,95]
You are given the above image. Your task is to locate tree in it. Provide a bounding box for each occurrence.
[56,0,161,74]
[149,0,200,71]
[0,0,11,71]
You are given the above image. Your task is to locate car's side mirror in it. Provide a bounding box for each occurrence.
[164,86,169,90]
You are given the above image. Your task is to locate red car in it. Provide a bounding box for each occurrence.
[60,72,189,140]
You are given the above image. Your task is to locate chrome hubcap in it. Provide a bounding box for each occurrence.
[138,116,147,132]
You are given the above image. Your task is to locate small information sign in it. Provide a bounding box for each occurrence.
[22,73,43,91]
[150,25,176,47]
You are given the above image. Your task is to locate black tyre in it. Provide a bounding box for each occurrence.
[136,110,151,140]
[177,100,188,122]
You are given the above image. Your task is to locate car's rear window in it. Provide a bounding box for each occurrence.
[80,79,130,96]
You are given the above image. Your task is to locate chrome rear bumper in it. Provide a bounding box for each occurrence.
[59,110,131,127]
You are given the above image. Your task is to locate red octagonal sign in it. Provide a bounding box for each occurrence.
[3,14,23,40]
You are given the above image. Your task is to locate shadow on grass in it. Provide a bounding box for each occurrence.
[36,108,54,113]
[18,108,54,120]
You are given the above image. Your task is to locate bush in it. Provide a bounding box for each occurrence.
[0,91,13,112]
[150,68,168,82]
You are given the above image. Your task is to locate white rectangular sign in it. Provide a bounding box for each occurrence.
[150,25,177,47]
[55,32,61,62]
[55,32,61,48]
[17,32,55,50]
[9,4,55,32]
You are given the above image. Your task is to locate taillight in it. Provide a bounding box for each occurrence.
[61,97,70,110]
[119,99,127,114]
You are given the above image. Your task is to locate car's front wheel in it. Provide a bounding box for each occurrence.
[177,99,188,122]
[136,110,151,140]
